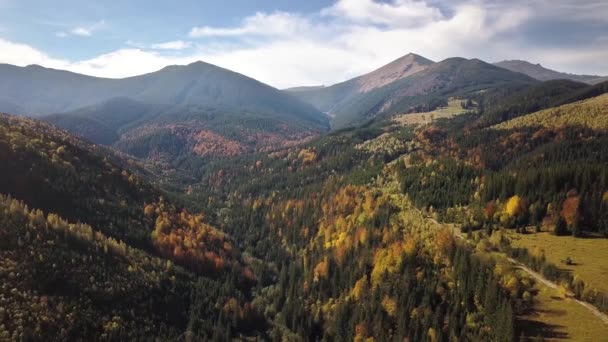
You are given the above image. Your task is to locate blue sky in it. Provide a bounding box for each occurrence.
[0,1,333,60]
[1,0,607,88]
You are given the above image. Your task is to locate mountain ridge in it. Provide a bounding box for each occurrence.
[289,53,537,128]
[494,60,606,84]
[0,60,329,161]
[0,61,327,122]
[285,52,435,114]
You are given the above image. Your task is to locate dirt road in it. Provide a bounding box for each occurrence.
[429,217,608,326]
[507,257,608,325]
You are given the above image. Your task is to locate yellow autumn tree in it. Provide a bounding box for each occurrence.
[371,242,404,286]
[351,276,369,300]
[298,148,317,165]
[144,204,155,216]
[313,258,329,282]
[433,228,454,265]
[381,296,398,317]
[403,236,418,257]
[505,195,523,217]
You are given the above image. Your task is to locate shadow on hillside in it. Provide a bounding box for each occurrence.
[517,318,569,340]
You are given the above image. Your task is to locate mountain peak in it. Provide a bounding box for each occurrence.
[441,57,468,63]
[356,53,435,93]
[401,52,433,62]
[158,61,214,73]
[187,60,211,67]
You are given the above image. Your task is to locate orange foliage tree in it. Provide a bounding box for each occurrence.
[145,200,254,280]
[561,194,580,227]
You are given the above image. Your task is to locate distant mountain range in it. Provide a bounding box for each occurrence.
[1,54,606,159]
[0,61,327,121]
[288,54,537,128]
[494,60,607,84]
[0,61,329,161]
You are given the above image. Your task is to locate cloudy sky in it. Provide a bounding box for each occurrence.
[1,0,607,88]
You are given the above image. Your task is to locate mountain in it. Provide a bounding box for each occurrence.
[0,61,329,161]
[286,53,435,114]
[593,76,608,84]
[494,60,607,84]
[0,99,24,115]
[291,55,537,129]
[44,97,165,145]
[0,62,328,122]
[0,64,117,115]
[45,96,327,162]
[283,85,327,92]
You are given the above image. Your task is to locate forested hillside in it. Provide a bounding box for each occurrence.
[493,93,608,130]
[182,135,523,341]
[0,113,263,340]
[170,77,608,339]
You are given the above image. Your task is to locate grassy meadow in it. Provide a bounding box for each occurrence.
[507,231,608,296]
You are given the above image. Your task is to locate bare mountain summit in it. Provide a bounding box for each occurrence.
[357,53,434,92]
[285,53,435,114]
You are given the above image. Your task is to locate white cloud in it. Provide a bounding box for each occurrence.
[189,11,311,38]
[57,20,105,38]
[1,0,607,88]
[511,0,608,22]
[0,38,69,67]
[150,40,192,50]
[69,49,183,78]
[71,27,92,37]
[321,0,444,27]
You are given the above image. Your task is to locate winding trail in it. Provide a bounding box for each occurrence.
[428,217,608,326]
[506,257,608,325]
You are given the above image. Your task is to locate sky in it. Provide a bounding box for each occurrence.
[0,0,607,88]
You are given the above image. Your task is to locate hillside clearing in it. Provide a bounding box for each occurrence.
[392,98,473,126]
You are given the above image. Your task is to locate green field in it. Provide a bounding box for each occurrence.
[467,230,608,340]
[392,98,473,126]
[520,283,608,341]
[508,232,608,296]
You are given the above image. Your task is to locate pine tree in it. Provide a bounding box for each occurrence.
[555,216,568,236]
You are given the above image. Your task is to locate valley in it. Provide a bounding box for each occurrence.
[1,50,608,341]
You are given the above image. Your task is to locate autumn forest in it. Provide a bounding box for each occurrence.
[1,42,608,342]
